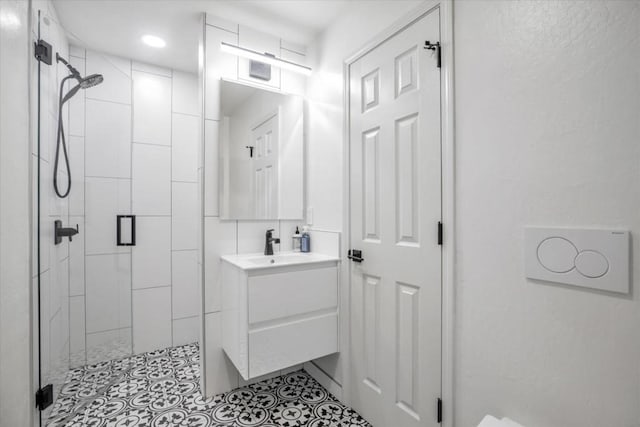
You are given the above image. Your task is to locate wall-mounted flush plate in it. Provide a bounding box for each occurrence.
[525,227,630,294]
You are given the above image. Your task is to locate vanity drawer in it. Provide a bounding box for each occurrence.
[248,266,338,324]
[248,312,338,378]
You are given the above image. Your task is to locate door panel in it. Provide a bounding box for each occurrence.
[251,112,279,219]
[349,8,442,427]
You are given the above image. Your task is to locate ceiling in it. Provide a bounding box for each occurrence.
[52,0,353,73]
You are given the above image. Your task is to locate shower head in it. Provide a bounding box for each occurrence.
[56,53,104,104]
[79,73,104,89]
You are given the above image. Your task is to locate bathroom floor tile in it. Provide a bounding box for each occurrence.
[47,343,370,427]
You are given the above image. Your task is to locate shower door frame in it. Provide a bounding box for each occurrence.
[341,1,455,426]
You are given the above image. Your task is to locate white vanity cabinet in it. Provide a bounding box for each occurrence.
[220,252,339,380]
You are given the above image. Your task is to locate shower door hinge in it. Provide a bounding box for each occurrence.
[437,397,443,423]
[424,40,441,68]
[34,39,52,65]
[36,384,53,410]
[437,221,443,245]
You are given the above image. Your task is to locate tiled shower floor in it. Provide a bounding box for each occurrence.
[47,343,371,427]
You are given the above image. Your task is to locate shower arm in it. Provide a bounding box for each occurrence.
[56,52,81,79]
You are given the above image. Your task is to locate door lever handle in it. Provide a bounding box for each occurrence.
[348,249,364,263]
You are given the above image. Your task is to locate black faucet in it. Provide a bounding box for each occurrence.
[264,229,280,255]
[54,220,79,245]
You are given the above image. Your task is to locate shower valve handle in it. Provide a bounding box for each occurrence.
[54,220,80,244]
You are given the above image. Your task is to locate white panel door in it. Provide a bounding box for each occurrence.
[349,8,442,427]
[251,113,279,219]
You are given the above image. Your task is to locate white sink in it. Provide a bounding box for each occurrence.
[221,251,339,271]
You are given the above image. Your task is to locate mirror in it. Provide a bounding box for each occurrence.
[219,80,304,220]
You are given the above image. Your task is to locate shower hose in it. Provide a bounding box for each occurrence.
[53,75,74,198]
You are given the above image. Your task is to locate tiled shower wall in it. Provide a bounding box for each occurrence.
[66,47,200,367]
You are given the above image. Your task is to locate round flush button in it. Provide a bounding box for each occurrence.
[537,237,578,273]
[574,250,609,278]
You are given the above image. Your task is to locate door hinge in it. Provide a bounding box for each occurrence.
[437,221,443,245]
[36,384,53,410]
[34,39,52,65]
[437,397,443,423]
[424,40,441,68]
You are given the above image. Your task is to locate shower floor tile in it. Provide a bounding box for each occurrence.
[47,343,371,427]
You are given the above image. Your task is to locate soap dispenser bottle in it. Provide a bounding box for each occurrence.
[301,226,311,253]
[292,226,302,252]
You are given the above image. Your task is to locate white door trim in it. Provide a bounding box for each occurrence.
[341,2,455,426]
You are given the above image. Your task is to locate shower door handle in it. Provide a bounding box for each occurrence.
[116,215,136,246]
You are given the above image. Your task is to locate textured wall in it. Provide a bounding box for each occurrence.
[454,1,640,426]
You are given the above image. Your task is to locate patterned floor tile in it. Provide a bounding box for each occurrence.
[47,343,371,427]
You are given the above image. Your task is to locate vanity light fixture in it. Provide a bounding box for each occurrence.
[142,34,166,48]
[220,42,312,76]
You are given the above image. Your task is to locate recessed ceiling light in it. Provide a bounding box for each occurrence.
[142,34,166,48]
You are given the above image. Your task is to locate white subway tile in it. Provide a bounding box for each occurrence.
[308,230,341,258]
[132,287,172,354]
[237,220,278,254]
[69,296,86,368]
[172,250,199,319]
[204,120,219,216]
[171,113,199,182]
[172,71,199,116]
[205,27,237,120]
[132,144,171,215]
[132,217,171,289]
[85,253,131,333]
[172,316,199,347]
[68,136,84,216]
[69,45,85,59]
[85,99,131,179]
[172,182,198,250]
[205,14,238,33]
[68,56,85,137]
[132,71,172,146]
[85,51,131,105]
[204,217,236,313]
[69,216,85,296]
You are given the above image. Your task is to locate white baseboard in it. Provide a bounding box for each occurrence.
[303,361,343,401]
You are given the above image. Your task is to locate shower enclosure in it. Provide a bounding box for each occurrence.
[31,3,201,425]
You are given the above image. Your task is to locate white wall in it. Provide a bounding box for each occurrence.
[453,1,640,426]
[0,1,33,425]
[66,47,200,366]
